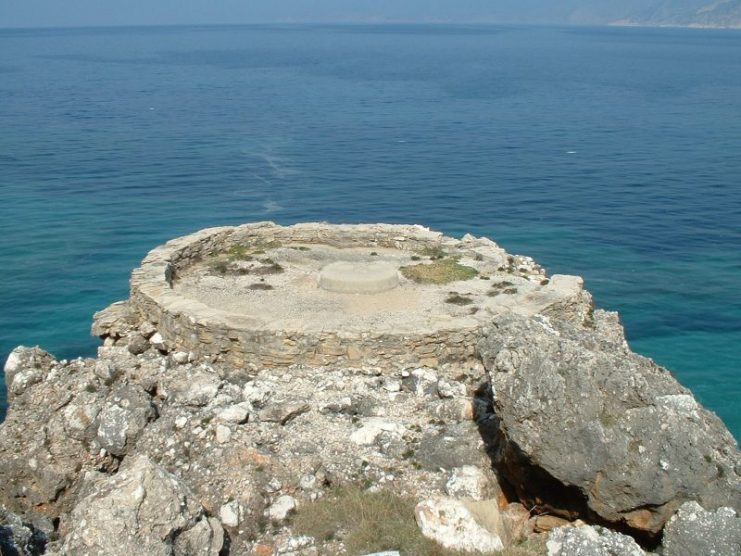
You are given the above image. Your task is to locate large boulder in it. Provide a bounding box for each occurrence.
[95,384,156,456]
[414,496,505,552]
[546,524,645,556]
[478,311,741,538]
[661,501,741,556]
[61,455,223,556]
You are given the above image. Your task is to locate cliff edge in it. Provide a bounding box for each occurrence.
[1,223,739,555]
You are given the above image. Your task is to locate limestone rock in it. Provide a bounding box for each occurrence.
[662,501,741,556]
[349,418,405,446]
[478,312,741,536]
[416,423,488,471]
[3,346,56,401]
[174,517,224,556]
[546,524,645,556]
[91,300,139,339]
[219,500,242,528]
[500,503,531,545]
[0,507,50,556]
[402,368,438,397]
[445,465,492,501]
[216,403,250,424]
[168,369,221,407]
[437,378,466,399]
[414,496,504,552]
[149,332,168,352]
[256,401,309,425]
[96,384,156,456]
[62,455,223,556]
[267,495,297,523]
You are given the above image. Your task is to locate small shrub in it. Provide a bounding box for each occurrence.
[419,246,447,260]
[227,240,282,260]
[248,283,274,290]
[370,251,378,256]
[445,293,474,306]
[540,279,550,286]
[210,260,228,275]
[401,259,478,284]
[252,260,284,275]
[502,287,518,295]
[411,255,421,261]
[227,244,253,260]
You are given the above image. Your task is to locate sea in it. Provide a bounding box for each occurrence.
[0,24,739,439]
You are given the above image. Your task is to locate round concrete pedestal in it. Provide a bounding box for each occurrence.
[319,261,400,294]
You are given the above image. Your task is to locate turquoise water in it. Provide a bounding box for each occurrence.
[0,24,739,438]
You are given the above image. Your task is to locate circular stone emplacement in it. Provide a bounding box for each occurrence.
[319,261,400,294]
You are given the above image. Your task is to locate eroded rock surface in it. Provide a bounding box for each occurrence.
[61,455,223,556]
[662,501,741,556]
[2,224,740,555]
[546,524,645,556]
[478,311,741,537]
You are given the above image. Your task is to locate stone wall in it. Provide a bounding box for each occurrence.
[127,222,493,370]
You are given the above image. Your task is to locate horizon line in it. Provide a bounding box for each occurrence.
[1,20,740,33]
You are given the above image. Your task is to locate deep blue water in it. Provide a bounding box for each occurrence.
[0,24,739,438]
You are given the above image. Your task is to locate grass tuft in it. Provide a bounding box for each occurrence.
[292,486,546,556]
[401,259,478,284]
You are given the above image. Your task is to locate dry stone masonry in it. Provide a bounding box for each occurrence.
[96,222,592,371]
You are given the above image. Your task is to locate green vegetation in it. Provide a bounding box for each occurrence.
[227,240,282,260]
[227,244,254,260]
[401,258,478,284]
[292,485,546,556]
[420,245,448,260]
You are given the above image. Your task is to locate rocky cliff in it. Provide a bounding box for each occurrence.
[1,224,739,556]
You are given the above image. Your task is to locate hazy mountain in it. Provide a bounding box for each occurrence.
[488,0,741,28]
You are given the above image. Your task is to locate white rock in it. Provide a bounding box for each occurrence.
[350,418,406,445]
[3,350,21,375]
[382,378,402,392]
[216,404,249,424]
[171,351,189,365]
[242,381,274,405]
[445,466,491,500]
[409,368,438,396]
[219,500,241,528]
[215,425,231,444]
[174,416,188,429]
[546,524,645,556]
[415,497,504,553]
[266,477,283,493]
[149,332,166,350]
[299,474,317,490]
[267,495,297,523]
[437,378,466,399]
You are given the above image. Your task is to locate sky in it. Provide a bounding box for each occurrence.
[0,0,591,29]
